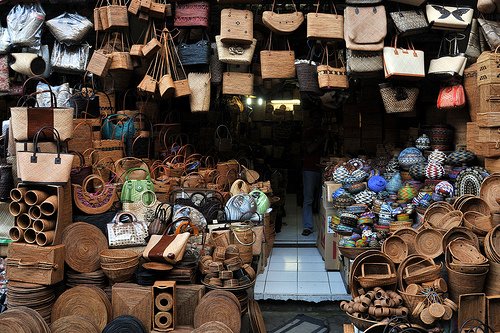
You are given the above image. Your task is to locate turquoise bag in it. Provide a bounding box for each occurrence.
[120,168,154,203]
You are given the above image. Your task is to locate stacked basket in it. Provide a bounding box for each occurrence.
[484,225,500,296]
[100,249,140,283]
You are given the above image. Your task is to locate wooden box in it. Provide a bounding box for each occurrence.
[477,112,500,127]
[487,296,500,333]
[474,142,500,158]
[458,293,486,331]
[477,51,500,87]
[6,243,64,285]
[485,158,500,173]
[112,283,153,331]
[479,84,500,113]
[175,285,205,326]
[153,281,176,332]
[466,122,479,153]
[477,126,500,143]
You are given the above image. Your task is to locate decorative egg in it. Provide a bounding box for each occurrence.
[434,181,454,197]
[415,134,431,151]
[425,162,445,180]
[368,176,387,192]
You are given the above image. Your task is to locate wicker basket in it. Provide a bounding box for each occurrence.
[102,263,138,283]
[338,246,380,260]
[457,196,491,215]
[446,264,489,302]
[399,290,427,314]
[346,312,378,331]
[463,211,493,236]
[100,249,139,263]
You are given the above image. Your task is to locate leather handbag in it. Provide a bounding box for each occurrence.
[478,18,500,49]
[344,6,387,51]
[389,9,428,37]
[120,168,155,203]
[216,35,256,65]
[148,203,173,235]
[17,127,74,185]
[260,35,296,79]
[346,49,383,77]
[107,211,149,248]
[143,231,190,264]
[383,38,425,79]
[317,45,348,89]
[263,0,304,35]
[437,84,466,110]
[174,1,210,28]
[73,174,117,214]
[379,83,419,114]
[220,8,253,44]
[306,1,343,41]
[178,31,211,66]
[426,4,473,31]
[428,37,467,80]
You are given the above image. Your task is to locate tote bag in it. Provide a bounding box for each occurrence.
[306,1,343,40]
[188,73,211,112]
[260,35,295,79]
[383,38,425,79]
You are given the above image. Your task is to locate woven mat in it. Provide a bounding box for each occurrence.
[270,314,329,333]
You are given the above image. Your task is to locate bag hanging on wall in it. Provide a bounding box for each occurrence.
[220,8,253,44]
[317,45,349,89]
[222,71,254,95]
[143,231,190,264]
[210,42,223,84]
[121,167,155,203]
[389,9,429,37]
[437,84,466,110]
[307,1,344,41]
[260,34,296,79]
[17,127,73,184]
[106,0,129,29]
[107,211,149,248]
[45,12,93,45]
[188,72,211,112]
[263,0,304,35]
[73,174,117,214]
[478,18,500,49]
[379,83,419,114]
[346,49,383,77]
[426,4,473,31]
[51,41,90,73]
[344,6,387,51]
[295,43,321,94]
[428,36,467,80]
[107,32,133,72]
[215,125,233,152]
[178,31,211,66]
[174,1,210,28]
[216,35,256,65]
[165,31,191,98]
[464,19,482,65]
[383,37,425,79]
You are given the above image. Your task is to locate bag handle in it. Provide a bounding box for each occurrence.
[21,76,57,107]
[141,190,157,207]
[271,0,298,14]
[315,0,338,17]
[114,211,138,224]
[81,174,107,195]
[31,127,63,162]
[215,125,232,141]
[124,167,151,181]
[70,150,86,168]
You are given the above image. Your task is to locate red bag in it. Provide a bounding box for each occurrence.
[437,84,466,110]
[174,1,209,28]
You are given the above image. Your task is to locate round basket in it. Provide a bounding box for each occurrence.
[62,222,108,273]
[415,229,443,259]
[457,196,491,215]
[382,235,408,264]
[0,306,51,333]
[424,205,453,229]
[101,263,138,283]
[192,321,236,333]
[346,312,379,332]
[442,227,480,251]
[453,194,475,210]
[463,211,493,236]
[102,315,150,333]
[393,228,418,255]
[480,173,500,213]
[389,221,413,233]
[399,290,427,313]
[438,210,463,231]
[485,225,500,263]
[50,315,100,333]
[100,249,139,263]
[448,238,487,264]
[446,264,489,303]
[338,246,381,260]
[485,261,500,295]
[194,292,241,333]
[100,257,139,269]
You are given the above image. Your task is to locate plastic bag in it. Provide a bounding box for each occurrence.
[51,41,90,73]
[36,82,72,108]
[46,12,93,45]
[0,27,11,54]
[7,3,45,48]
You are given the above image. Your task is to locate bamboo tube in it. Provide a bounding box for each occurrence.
[24,190,49,206]
[10,188,27,202]
[28,205,42,220]
[33,219,56,232]
[9,201,27,217]
[36,231,54,246]
[9,226,24,242]
[16,213,32,230]
[40,195,58,216]
[24,228,37,244]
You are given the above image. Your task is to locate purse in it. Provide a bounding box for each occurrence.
[263,0,304,35]
[317,45,349,89]
[102,114,135,144]
[45,12,93,45]
[220,8,253,44]
[174,1,210,28]
[148,203,173,235]
[379,83,419,114]
[344,6,387,51]
[428,36,467,80]
[389,9,428,37]
[478,18,500,49]
[178,31,211,66]
[295,44,321,94]
[260,35,296,79]
[73,174,117,214]
[70,151,93,186]
[215,125,233,152]
[122,190,160,225]
[142,231,190,264]
[346,49,383,77]
[222,72,254,95]
[188,72,211,112]
[107,211,149,248]
[216,35,256,65]
[306,0,344,41]
[437,84,466,110]
[383,38,425,79]
[17,127,73,185]
[230,179,250,196]
[426,4,473,31]
[120,167,155,203]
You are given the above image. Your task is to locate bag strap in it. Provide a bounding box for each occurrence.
[32,127,63,159]
[81,174,107,195]
[271,0,298,13]
[124,167,151,181]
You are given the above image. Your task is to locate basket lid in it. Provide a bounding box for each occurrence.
[415,229,443,259]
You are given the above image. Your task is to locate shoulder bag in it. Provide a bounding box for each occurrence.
[383,37,425,79]
[178,31,211,66]
[174,1,210,28]
[107,211,149,248]
[307,0,343,41]
[216,35,256,65]
[379,83,419,114]
[143,231,190,264]
[344,6,387,51]
[263,0,304,35]
[188,72,211,112]
[120,167,155,203]
[230,179,250,196]
[148,202,173,235]
[317,45,349,89]
[17,127,73,184]
[260,34,296,79]
[73,174,117,214]
[222,71,254,96]
[295,43,321,94]
[122,190,160,224]
[426,4,473,31]
[220,8,253,45]
[102,113,135,143]
[437,84,465,110]
[166,31,191,98]
[389,9,428,37]
[428,36,467,80]
[346,49,383,77]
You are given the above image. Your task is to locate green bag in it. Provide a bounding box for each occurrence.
[120,168,155,204]
[249,189,270,215]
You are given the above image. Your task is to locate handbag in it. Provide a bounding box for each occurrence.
[389,9,428,37]
[107,211,149,248]
[174,1,209,28]
[215,125,233,152]
[346,49,383,77]
[122,190,160,225]
[210,42,223,84]
[45,12,93,45]
[344,6,387,51]
[222,72,254,95]
[426,4,473,31]
[142,231,190,264]
[73,174,117,214]
[10,79,74,141]
[178,31,211,66]
[478,18,500,50]
[164,31,191,98]
[51,41,90,73]
[102,114,135,144]
[383,37,425,79]
[428,36,467,80]
[220,8,253,44]
[224,194,257,221]
[263,0,304,35]
[17,127,73,184]
[437,84,466,110]
[317,45,349,89]
[120,167,155,203]
[188,72,211,112]
[148,203,173,235]
[295,44,321,94]
[379,83,419,114]
[216,35,256,65]
[465,19,482,65]
[70,151,93,186]
[306,0,343,40]
[230,179,250,196]
[260,35,296,79]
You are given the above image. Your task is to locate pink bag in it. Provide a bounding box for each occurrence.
[174,1,210,28]
[437,84,466,110]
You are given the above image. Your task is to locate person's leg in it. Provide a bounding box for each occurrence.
[302,171,316,235]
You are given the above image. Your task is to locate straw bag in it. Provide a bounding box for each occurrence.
[346,49,383,77]
[215,125,233,152]
[106,0,129,29]
[426,4,473,31]
[87,48,112,77]
[122,190,160,224]
[230,222,255,264]
[107,212,149,248]
[174,1,209,28]
[17,127,73,185]
[121,168,155,203]
[260,35,295,79]
[379,83,419,114]
[220,8,253,44]
[178,31,210,66]
[317,45,348,89]
[222,72,254,95]
[263,0,304,35]
[188,72,211,112]
[73,174,117,214]
[143,231,190,264]
[344,6,387,51]
[437,84,465,110]
[383,38,425,79]
[45,12,93,45]
[306,1,343,40]
[390,9,429,37]
[165,31,191,98]
[216,35,256,65]
[428,37,467,80]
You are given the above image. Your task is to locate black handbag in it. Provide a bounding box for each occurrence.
[178,31,211,66]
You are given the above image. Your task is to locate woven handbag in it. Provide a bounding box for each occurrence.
[174,1,209,28]
[215,125,233,152]
[45,12,93,45]
[165,32,191,98]
[295,46,321,94]
[107,212,149,248]
[216,35,256,65]
[188,72,211,112]
[428,37,467,80]
[317,45,348,89]
[263,0,304,35]
[426,4,473,31]
[106,0,129,28]
[260,35,295,79]
[383,38,425,79]
[390,9,429,37]
[73,174,117,214]
[344,6,387,51]
[222,72,254,95]
[306,1,343,41]
[210,42,223,84]
[346,49,383,77]
[379,83,419,114]
[178,31,210,66]
[220,8,253,44]
[122,190,160,224]
[437,84,466,110]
